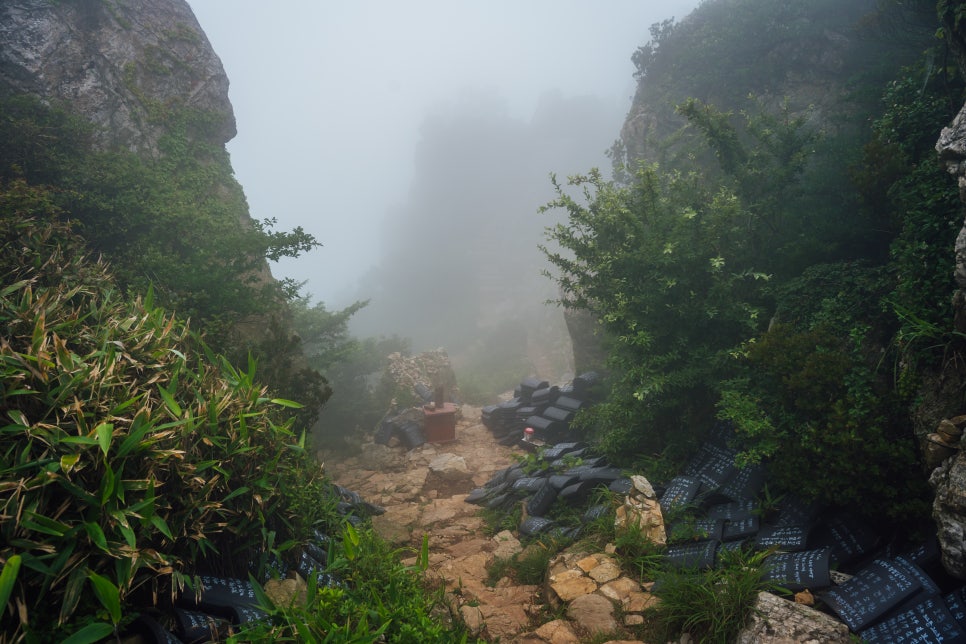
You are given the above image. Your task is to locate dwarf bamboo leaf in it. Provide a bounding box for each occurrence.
[222,486,250,503]
[158,384,182,417]
[85,522,108,551]
[0,554,22,614]
[270,398,303,409]
[87,571,121,625]
[116,412,152,457]
[60,453,80,474]
[61,622,114,644]
[94,422,113,457]
[150,514,174,540]
[23,512,71,537]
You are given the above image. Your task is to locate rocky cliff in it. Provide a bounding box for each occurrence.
[929,4,966,581]
[0,0,234,155]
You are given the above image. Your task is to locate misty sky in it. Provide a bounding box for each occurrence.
[187,1,701,307]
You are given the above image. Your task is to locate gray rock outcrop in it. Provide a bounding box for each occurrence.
[930,451,966,578]
[0,0,234,154]
[932,7,966,579]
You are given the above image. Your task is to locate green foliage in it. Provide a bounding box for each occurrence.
[485,540,557,587]
[236,526,474,643]
[0,93,329,433]
[541,162,771,464]
[651,546,778,644]
[718,321,929,520]
[0,213,332,640]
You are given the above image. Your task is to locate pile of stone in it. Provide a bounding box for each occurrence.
[384,349,460,404]
[480,372,600,446]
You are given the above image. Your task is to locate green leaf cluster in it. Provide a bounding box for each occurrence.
[542,0,963,524]
[0,207,332,640]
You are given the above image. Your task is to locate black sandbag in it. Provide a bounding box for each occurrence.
[549,474,579,490]
[128,615,183,644]
[373,419,395,445]
[527,480,559,517]
[511,476,548,494]
[761,548,833,591]
[578,467,624,483]
[304,541,327,565]
[525,415,566,436]
[722,515,759,541]
[583,504,612,522]
[665,540,719,571]
[559,479,597,500]
[706,499,758,521]
[754,524,813,552]
[519,377,550,400]
[609,477,634,495]
[531,386,559,406]
[519,515,555,536]
[554,395,585,412]
[173,607,227,644]
[498,431,522,446]
[820,559,923,632]
[176,576,260,618]
[542,406,576,424]
[572,371,601,394]
[668,518,724,544]
[296,552,340,588]
[659,476,702,514]
[398,420,426,449]
[860,594,966,644]
[718,463,767,502]
[810,514,881,567]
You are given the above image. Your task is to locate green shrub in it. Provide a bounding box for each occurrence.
[718,321,929,521]
[0,211,329,640]
[651,547,776,644]
[235,527,475,643]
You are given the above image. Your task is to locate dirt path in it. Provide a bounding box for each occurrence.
[326,405,544,641]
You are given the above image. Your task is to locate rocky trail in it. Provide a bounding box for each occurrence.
[326,405,547,641]
[324,404,917,644]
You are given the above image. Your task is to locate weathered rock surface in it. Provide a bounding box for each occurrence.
[735,591,852,643]
[935,50,966,578]
[931,453,966,578]
[614,474,666,545]
[0,0,234,154]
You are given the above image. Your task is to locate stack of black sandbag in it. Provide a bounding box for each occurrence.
[466,442,631,541]
[481,373,602,447]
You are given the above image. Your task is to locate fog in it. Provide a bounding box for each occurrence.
[187,1,700,378]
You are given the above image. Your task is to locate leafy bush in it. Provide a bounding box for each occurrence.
[0,208,328,640]
[234,527,474,643]
[0,94,329,432]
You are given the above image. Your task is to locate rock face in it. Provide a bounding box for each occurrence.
[937,107,966,337]
[0,0,235,154]
[930,454,966,578]
[932,9,966,581]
